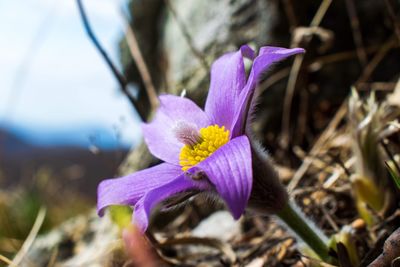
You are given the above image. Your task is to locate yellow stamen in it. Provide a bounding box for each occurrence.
[179,124,229,171]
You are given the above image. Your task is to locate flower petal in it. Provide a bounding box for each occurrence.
[142,95,210,164]
[205,45,255,132]
[97,163,182,216]
[194,135,252,219]
[241,45,256,60]
[231,47,305,136]
[133,175,208,232]
[258,46,304,56]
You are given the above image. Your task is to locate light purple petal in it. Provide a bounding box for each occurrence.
[133,175,209,232]
[231,47,305,137]
[97,163,182,216]
[241,45,256,60]
[259,46,303,56]
[142,95,210,164]
[195,135,252,219]
[205,45,255,132]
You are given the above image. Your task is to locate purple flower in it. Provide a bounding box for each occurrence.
[97,45,304,232]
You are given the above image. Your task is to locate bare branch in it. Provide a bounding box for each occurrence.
[76,0,146,121]
[121,11,159,110]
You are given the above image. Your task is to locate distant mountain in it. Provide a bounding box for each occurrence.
[2,122,134,150]
[0,125,131,200]
[0,127,34,155]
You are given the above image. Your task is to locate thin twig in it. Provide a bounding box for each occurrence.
[282,0,298,31]
[323,157,356,188]
[293,146,337,173]
[307,43,390,70]
[281,0,333,149]
[384,0,400,43]
[357,82,398,91]
[259,67,292,91]
[258,44,388,93]
[320,205,339,232]
[344,0,368,66]
[297,88,309,144]
[310,0,333,27]
[288,101,347,192]
[121,10,159,110]
[12,207,46,266]
[164,0,209,71]
[356,36,397,85]
[76,0,146,121]
[328,152,352,178]
[280,54,304,148]
[0,254,15,266]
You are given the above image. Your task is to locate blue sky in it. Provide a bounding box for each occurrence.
[0,0,142,148]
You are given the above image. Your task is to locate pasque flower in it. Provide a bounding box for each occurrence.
[97,45,304,232]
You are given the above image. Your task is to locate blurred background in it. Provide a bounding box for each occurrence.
[1,0,400,265]
[0,0,142,255]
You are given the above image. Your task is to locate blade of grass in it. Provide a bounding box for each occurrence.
[385,161,400,189]
[12,207,46,266]
[0,254,15,266]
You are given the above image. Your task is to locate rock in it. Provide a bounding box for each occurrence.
[192,211,241,242]
[161,0,278,97]
[22,211,121,267]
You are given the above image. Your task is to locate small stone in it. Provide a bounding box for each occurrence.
[351,218,366,230]
[192,211,241,241]
[23,211,120,267]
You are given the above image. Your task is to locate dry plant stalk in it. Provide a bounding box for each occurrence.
[348,89,395,225]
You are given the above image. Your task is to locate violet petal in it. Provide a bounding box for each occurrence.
[195,135,252,219]
[142,95,210,164]
[133,174,208,232]
[231,47,305,137]
[97,163,182,216]
[205,45,254,132]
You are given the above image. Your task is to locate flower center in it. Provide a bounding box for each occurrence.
[179,125,229,171]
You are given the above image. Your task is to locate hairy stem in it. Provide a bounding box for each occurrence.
[276,200,331,262]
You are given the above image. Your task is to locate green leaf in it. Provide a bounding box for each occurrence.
[385,161,400,189]
[109,205,133,229]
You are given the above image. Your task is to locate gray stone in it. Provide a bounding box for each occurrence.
[192,211,241,242]
[161,0,278,96]
[22,212,120,267]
